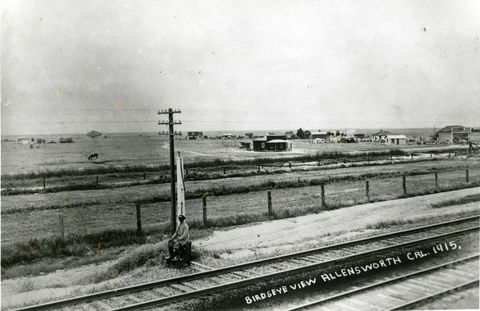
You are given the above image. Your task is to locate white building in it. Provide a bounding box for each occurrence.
[386,135,407,145]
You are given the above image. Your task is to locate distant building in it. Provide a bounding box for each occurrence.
[386,135,407,145]
[87,130,102,138]
[17,138,30,144]
[239,142,251,149]
[253,134,291,151]
[372,130,392,142]
[59,138,75,143]
[311,132,330,143]
[187,131,204,140]
[470,128,480,143]
[353,133,368,142]
[437,125,471,144]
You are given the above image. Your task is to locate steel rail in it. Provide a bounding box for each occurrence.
[13,214,479,311]
[113,226,479,310]
[388,279,479,311]
[286,254,479,310]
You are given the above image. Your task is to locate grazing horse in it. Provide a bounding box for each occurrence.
[88,153,98,160]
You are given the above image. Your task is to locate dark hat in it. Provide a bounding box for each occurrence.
[178,214,186,220]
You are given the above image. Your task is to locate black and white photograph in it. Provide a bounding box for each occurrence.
[1,0,479,310]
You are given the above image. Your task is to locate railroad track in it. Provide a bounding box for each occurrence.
[286,255,479,311]
[14,215,479,311]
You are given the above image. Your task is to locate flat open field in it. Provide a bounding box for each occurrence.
[1,132,458,176]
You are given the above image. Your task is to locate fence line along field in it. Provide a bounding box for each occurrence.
[2,165,479,245]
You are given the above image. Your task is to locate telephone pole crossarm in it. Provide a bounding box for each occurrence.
[158,121,182,125]
[158,109,181,114]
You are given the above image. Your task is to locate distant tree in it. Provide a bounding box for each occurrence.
[304,130,312,139]
[335,130,340,137]
[296,128,305,139]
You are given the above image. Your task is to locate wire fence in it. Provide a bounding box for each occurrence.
[2,168,479,244]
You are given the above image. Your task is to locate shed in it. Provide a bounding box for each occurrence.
[386,135,407,145]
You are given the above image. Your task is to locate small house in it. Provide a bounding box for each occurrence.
[187,131,204,140]
[436,125,470,144]
[372,130,392,142]
[253,134,291,151]
[311,132,330,143]
[386,135,407,145]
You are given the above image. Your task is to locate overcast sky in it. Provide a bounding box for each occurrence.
[2,0,479,135]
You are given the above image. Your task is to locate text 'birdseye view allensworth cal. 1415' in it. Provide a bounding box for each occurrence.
[1,1,479,310]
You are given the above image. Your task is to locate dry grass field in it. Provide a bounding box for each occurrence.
[2,166,479,244]
[1,132,457,176]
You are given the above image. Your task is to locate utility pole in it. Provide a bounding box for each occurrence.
[158,108,182,234]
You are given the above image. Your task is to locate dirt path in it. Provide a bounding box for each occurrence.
[197,187,480,255]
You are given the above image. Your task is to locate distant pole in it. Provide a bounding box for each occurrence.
[402,174,407,195]
[135,203,142,235]
[434,172,439,190]
[202,196,208,227]
[143,172,146,180]
[267,191,273,217]
[466,169,469,183]
[365,180,370,202]
[158,108,182,234]
[43,176,46,189]
[320,184,326,209]
[96,176,99,186]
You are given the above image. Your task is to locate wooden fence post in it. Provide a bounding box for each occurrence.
[267,191,273,217]
[43,176,46,189]
[135,203,142,235]
[96,176,99,186]
[320,184,326,209]
[410,154,413,160]
[202,196,208,227]
[365,180,370,202]
[390,155,393,162]
[466,169,469,183]
[143,172,146,180]
[402,174,407,195]
[58,213,65,241]
[435,172,439,190]
[223,167,226,175]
